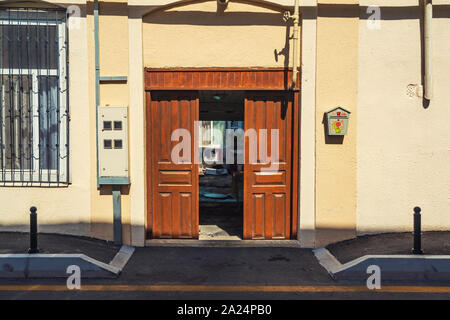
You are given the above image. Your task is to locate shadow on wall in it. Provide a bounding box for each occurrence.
[274,24,291,69]
[143,1,295,68]
[0,221,434,248]
[145,10,287,26]
[144,6,290,26]
[99,184,130,196]
[0,221,133,245]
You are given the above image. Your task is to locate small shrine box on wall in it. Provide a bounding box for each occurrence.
[326,107,351,136]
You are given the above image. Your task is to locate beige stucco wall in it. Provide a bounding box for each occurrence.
[314,0,359,247]
[298,0,317,247]
[0,0,92,237]
[0,0,133,244]
[0,0,306,246]
[143,1,296,68]
[128,3,147,246]
[0,0,301,245]
[88,0,132,244]
[357,0,450,234]
[2,0,449,249]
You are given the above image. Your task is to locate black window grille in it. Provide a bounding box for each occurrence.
[0,8,68,185]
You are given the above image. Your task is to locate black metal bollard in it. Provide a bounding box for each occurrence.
[412,206,423,254]
[28,206,39,254]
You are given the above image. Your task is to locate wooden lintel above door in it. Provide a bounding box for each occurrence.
[144,68,300,91]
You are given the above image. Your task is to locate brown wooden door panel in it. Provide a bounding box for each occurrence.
[149,91,199,239]
[244,91,292,240]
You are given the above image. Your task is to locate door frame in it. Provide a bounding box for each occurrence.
[145,68,300,239]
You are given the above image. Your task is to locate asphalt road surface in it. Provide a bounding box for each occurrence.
[1,232,450,300]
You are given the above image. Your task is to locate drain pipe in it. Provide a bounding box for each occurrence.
[291,0,300,89]
[93,0,122,245]
[424,0,433,100]
[94,0,100,185]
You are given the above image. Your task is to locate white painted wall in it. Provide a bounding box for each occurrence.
[357,0,450,234]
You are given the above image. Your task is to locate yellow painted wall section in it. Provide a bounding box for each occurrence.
[315,0,359,247]
[98,0,129,107]
[88,0,131,244]
[86,1,109,241]
[3,0,450,247]
[143,1,297,68]
[0,0,92,237]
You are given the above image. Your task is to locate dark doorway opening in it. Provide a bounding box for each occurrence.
[198,91,244,240]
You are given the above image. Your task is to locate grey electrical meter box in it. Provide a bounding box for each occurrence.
[326,106,351,136]
[98,106,129,185]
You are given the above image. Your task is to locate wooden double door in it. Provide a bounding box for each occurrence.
[147,90,295,240]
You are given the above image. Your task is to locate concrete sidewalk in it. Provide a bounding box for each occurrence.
[0,254,120,279]
[0,232,119,264]
[0,232,332,286]
[313,232,450,284]
[326,231,450,264]
[0,233,132,279]
[1,232,450,287]
[314,248,450,283]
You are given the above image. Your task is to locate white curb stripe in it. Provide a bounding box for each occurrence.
[313,248,342,275]
[109,246,135,271]
[333,254,450,274]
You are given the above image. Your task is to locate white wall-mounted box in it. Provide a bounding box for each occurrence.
[98,106,129,182]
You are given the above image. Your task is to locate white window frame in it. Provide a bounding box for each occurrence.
[199,121,223,149]
[0,15,67,183]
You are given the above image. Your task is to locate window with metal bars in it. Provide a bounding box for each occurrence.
[0,8,68,184]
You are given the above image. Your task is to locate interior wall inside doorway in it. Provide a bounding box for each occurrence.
[198,91,244,240]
